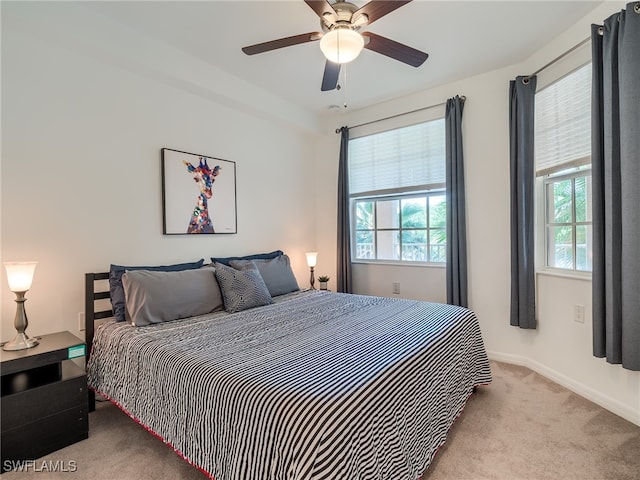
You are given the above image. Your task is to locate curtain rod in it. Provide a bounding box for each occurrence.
[334,96,465,134]
[522,30,600,84]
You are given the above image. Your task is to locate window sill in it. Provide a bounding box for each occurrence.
[536,269,591,282]
[352,260,446,269]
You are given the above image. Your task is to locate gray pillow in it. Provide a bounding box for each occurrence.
[109,259,205,322]
[122,268,224,326]
[230,254,299,297]
[214,262,273,313]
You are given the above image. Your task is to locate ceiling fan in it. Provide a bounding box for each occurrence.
[242,0,429,92]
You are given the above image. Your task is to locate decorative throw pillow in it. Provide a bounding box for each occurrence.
[230,254,299,297]
[109,259,204,322]
[211,250,283,266]
[214,262,273,313]
[122,268,224,326]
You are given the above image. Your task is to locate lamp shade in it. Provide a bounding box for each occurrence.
[305,252,318,268]
[4,262,37,292]
[320,28,364,64]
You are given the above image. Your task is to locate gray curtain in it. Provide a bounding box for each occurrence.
[509,75,537,329]
[591,3,640,371]
[336,126,352,293]
[445,96,467,307]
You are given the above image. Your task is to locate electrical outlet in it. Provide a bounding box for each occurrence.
[78,312,86,331]
[574,305,585,323]
[392,282,400,295]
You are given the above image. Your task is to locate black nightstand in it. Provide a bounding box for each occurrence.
[0,331,88,472]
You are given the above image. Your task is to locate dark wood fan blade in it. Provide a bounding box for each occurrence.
[321,61,341,91]
[242,32,322,55]
[304,0,337,19]
[362,32,428,67]
[353,0,412,26]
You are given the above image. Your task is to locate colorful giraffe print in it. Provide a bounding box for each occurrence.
[184,157,221,234]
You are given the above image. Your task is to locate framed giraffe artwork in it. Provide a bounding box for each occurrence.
[161,148,237,235]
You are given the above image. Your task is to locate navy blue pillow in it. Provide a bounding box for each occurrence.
[210,250,283,266]
[109,259,205,322]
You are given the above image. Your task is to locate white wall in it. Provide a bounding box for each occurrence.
[1,3,320,339]
[316,2,639,425]
[352,264,446,302]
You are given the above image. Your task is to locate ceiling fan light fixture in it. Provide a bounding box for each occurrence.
[320,27,364,64]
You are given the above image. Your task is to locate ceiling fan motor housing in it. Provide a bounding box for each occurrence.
[320,2,368,32]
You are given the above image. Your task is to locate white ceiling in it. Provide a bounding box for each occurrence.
[86,0,602,115]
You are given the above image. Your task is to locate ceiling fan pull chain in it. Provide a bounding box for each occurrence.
[343,63,348,109]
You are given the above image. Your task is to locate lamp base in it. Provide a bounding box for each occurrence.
[2,332,39,351]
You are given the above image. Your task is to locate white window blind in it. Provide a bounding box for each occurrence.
[535,63,591,176]
[348,119,445,196]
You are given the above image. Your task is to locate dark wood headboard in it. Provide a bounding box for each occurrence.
[84,272,112,411]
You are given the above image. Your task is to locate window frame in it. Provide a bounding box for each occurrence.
[347,111,447,267]
[540,167,592,275]
[351,189,447,266]
[534,58,593,278]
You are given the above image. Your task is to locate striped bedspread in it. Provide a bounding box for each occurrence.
[88,290,491,480]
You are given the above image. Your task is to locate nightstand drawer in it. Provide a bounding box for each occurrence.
[1,404,88,468]
[1,361,87,431]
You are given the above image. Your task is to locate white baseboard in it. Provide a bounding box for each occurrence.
[486,351,640,426]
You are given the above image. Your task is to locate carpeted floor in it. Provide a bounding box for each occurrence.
[3,361,639,479]
[422,362,639,480]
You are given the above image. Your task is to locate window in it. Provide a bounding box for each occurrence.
[544,168,592,271]
[353,193,446,262]
[535,63,592,272]
[349,118,446,264]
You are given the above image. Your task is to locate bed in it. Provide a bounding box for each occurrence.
[85,260,491,480]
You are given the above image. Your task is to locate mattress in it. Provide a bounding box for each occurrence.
[87,290,492,480]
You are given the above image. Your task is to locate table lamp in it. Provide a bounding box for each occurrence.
[3,261,39,351]
[305,252,318,290]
